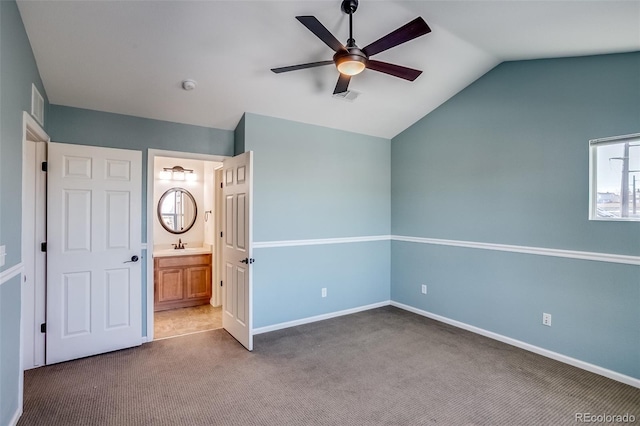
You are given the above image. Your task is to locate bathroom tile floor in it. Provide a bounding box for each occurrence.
[154,304,223,340]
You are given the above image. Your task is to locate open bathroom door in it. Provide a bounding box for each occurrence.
[222,151,253,350]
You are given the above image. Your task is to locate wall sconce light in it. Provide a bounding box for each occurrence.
[160,165,197,181]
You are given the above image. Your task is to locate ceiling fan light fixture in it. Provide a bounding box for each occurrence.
[335,51,367,76]
[336,58,366,76]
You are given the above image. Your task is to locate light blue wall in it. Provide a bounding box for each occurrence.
[392,53,640,255]
[1,0,49,268]
[0,276,21,425]
[391,52,640,379]
[48,105,235,336]
[244,113,390,242]
[254,241,390,328]
[243,114,391,327]
[48,105,234,160]
[0,1,49,423]
[391,242,640,378]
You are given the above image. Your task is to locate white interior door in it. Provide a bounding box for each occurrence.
[46,142,142,364]
[222,151,253,350]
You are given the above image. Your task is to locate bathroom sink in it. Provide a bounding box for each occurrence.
[153,247,211,257]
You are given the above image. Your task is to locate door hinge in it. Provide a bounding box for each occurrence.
[220,182,223,188]
[40,242,47,252]
[40,323,46,333]
[220,232,223,238]
[41,161,48,172]
[220,280,223,287]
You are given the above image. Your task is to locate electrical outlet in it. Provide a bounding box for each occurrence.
[421,284,427,294]
[321,288,327,298]
[0,245,5,267]
[542,313,552,326]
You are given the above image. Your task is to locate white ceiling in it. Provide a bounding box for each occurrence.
[17,1,640,139]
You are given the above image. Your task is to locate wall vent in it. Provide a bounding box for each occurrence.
[31,84,45,126]
[332,90,360,102]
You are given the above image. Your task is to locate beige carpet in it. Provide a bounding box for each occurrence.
[19,307,640,425]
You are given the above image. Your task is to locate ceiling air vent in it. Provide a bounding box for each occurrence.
[332,90,360,102]
[31,84,44,126]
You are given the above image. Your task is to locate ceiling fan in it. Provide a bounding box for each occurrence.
[271,0,431,95]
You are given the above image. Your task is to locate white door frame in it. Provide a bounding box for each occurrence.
[146,149,229,342]
[21,111,49,373]
[214,168,224,309]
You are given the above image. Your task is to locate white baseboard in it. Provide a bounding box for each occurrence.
[9,406,22,426]
[252,300,391,335]
[390,301,640,389]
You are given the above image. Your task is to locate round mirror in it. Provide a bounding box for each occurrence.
[157,187,197,234]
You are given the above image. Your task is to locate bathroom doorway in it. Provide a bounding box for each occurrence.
[147,150,227,341]
[154,305,222,340]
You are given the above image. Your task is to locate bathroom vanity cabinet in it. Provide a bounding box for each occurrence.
[154,253,212,311]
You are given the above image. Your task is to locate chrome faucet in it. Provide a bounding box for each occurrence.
[172,239,186,250]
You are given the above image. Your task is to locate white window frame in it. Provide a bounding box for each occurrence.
[589,133,640,222]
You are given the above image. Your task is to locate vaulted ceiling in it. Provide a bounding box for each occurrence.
[17,1,640,139]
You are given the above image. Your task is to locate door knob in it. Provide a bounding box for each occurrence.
[240,258,249,264]
[124,255,139,263]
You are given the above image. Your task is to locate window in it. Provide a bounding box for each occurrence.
[589,133,640,221]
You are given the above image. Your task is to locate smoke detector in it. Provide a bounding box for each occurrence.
[181,79,197,91]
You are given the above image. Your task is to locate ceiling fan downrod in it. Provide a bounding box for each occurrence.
[342,0,358,47]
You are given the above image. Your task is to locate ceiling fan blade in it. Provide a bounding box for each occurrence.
[296,16,347,53]
[366,60,422,81]
[333,74,351,94]
[271,60,334,74]
[362,17,431,57]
